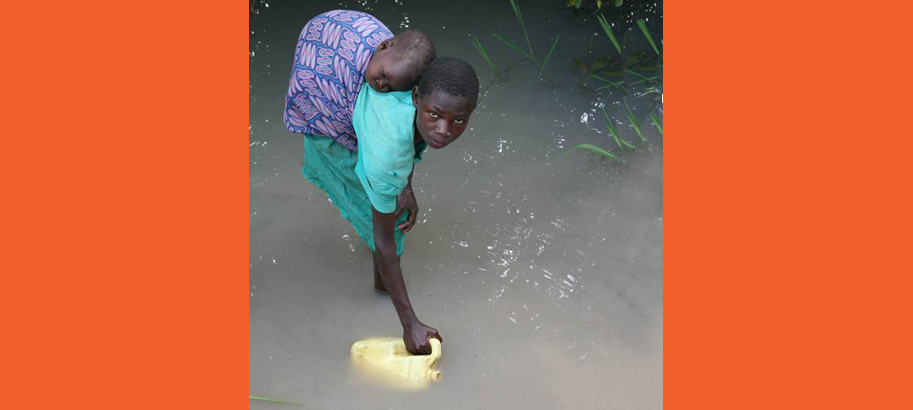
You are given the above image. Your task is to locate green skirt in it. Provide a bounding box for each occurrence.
[302,135,410,256]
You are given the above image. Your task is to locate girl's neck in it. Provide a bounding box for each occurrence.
[413,121,423,146]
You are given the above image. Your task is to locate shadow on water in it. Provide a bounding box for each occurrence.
[250,1,662,409]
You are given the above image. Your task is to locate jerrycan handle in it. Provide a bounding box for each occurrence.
[428,337,442,360]
[427,338,442,382]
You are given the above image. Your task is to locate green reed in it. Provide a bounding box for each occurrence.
[622,99,646,142]
[249,394,301,405]
[564,143,624,162]
[540,33,561,71]
[625,69,662,88]
[492,33,531,59]
[604,106,635,150]
[592,73,629,92]
[509,0,534,59]
[636,19,660,55]
[596,14,622,56]
[650,111,663,136]
[474,0,561,85]
[470,34,500,74]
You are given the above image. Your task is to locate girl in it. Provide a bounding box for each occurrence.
[287,39,479,352]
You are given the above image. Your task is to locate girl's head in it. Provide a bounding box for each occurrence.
[411,57,480,149]
[365,30,436,93]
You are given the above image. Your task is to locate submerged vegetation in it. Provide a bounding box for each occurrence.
[470,0,663,163]
[249,394,301,405]
[471,0,562,89]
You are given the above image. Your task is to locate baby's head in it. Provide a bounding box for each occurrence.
[411,57,480,149]
[365,30,436,93]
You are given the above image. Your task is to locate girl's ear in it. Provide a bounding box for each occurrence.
[412,86,420,108]
[378,40,391,51]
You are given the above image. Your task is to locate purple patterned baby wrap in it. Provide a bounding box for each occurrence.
[283,10,394,152]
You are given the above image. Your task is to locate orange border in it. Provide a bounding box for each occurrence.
[8,1,910,409]
[668,1,912,409]
[6,1,246,408]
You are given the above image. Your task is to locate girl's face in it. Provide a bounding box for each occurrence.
[412,87,475,149]
[365,41,412,93]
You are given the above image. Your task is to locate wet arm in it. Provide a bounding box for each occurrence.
[372,207,419,327]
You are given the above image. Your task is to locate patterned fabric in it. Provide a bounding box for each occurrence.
[283,10,393,152]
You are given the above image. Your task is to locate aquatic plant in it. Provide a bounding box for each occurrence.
[576,50,624,90]
[637,19,660,55]
[632,86,661,100]
[596,14,622,56]
[563,143,624,162]
[492,32,532,59]
[649,110,663,136]
[508,0,534,59]
[470,0,562,85]
[627,74,661,88]
[604,106,635,150]
[622,99,646,142]
[569,10,662,162]
[567,101,648,163]
[468,1,662,164]
[249,394,301,405]
[540,33,562,72]
[568,0,625,14]
[591,72,628,92]
[470,34,500,76]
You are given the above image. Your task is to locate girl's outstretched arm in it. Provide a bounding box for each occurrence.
[372,206,442,355]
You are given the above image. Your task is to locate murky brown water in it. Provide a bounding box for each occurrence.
[250,1,662,408]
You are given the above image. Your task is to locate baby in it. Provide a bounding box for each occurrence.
[284,10,436,151]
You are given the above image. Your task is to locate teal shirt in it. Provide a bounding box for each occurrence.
[353,83,427,214]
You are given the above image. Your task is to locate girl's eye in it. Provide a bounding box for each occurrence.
[429,112,438,118]
[455,119,465,124]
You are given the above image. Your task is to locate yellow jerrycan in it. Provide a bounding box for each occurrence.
[350,337,442,390]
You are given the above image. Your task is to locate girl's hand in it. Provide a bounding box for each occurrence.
[395,188,419,232]
[403,320,442,355]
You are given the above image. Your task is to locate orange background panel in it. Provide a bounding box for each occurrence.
[2,0,911,409]
[3,1,246,409]
[667,0,911,409]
